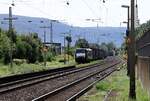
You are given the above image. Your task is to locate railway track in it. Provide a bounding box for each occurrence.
[0,62,106,94]
[0,57,121,101]
[0,65,76,93]
[32,59,121,101]
[0,61,105,87]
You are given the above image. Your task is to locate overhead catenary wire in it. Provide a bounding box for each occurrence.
[13,0,70,24]
[16,1,52,18]
[80,0,100,18]
[0,0,52,19]
[0,0,111,27]
[0,0,104,26]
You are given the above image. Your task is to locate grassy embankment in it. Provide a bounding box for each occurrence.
[79,65,150,101]
[0,55,74,77]
[0,55,104,77]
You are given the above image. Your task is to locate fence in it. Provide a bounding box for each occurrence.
[136,29,150,96]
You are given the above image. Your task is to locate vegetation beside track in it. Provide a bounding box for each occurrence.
[0,54,75,77]
[0,54,105,77]
[78,66,150,101]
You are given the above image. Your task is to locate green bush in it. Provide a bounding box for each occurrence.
[3,50,10,64]
[96,81,110,91]
[15,41,27,59]
[38,50,44,62]
[46,52,55,62]
[0,29,43,64]
[15,34,43,63]
[0,31,11,64]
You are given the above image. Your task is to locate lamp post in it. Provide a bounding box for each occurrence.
[121,5,130,76]
[121,5,129,31]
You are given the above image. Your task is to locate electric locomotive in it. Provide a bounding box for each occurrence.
[75,48,107,63]
[75,48,92,63]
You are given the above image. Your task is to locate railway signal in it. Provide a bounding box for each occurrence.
[66,34,72,62]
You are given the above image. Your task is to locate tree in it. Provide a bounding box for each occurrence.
[14,33,43,63]
[6,28,17,43]
[106,42,116,51]
[0,30,11,64]
[0,28,43,64]
[99,42,108,53]
[23,34,41,63]
[135,20,150,39]
[15,41,27,59]
[89,43,100,49]
[75,38,89,48]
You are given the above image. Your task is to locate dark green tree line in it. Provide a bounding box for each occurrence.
[75,38,89,48]
[135,20,150,39]
[0,28,44,64]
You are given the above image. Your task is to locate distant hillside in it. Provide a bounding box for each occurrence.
[0,14,126,47]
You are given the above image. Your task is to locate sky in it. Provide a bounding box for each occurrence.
[0,0,149,27]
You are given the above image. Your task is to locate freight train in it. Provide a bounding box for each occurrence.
[75,48,107,63]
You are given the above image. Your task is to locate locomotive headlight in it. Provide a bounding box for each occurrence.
[76,53,86,57]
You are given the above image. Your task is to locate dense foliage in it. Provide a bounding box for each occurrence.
[0,28,44,64]
[75,38,89,48]
[0,29,11,64]
[135,20,150,39]
[14,33,43,63]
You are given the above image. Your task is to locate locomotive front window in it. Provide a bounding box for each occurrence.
[76,49,85,53]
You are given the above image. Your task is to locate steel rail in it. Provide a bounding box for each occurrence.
[67,65,119,101]
[0,65,75,85]
[32,61,121,101]
[0,62,105,94]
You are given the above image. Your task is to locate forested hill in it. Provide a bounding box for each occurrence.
[0,14,126,47]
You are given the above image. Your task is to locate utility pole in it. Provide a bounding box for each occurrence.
[63,33,66,64]
[50,21,53,43]
[4,7,17,68]
[129,0,136,99]
[66,34,71,62]
[49,20,58,56]
[67,35,70,63]
[50,20,58,43]
[61,32,71,64]
[67,27,72,62]
[40,26,50,67]
[85,18,102,43]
